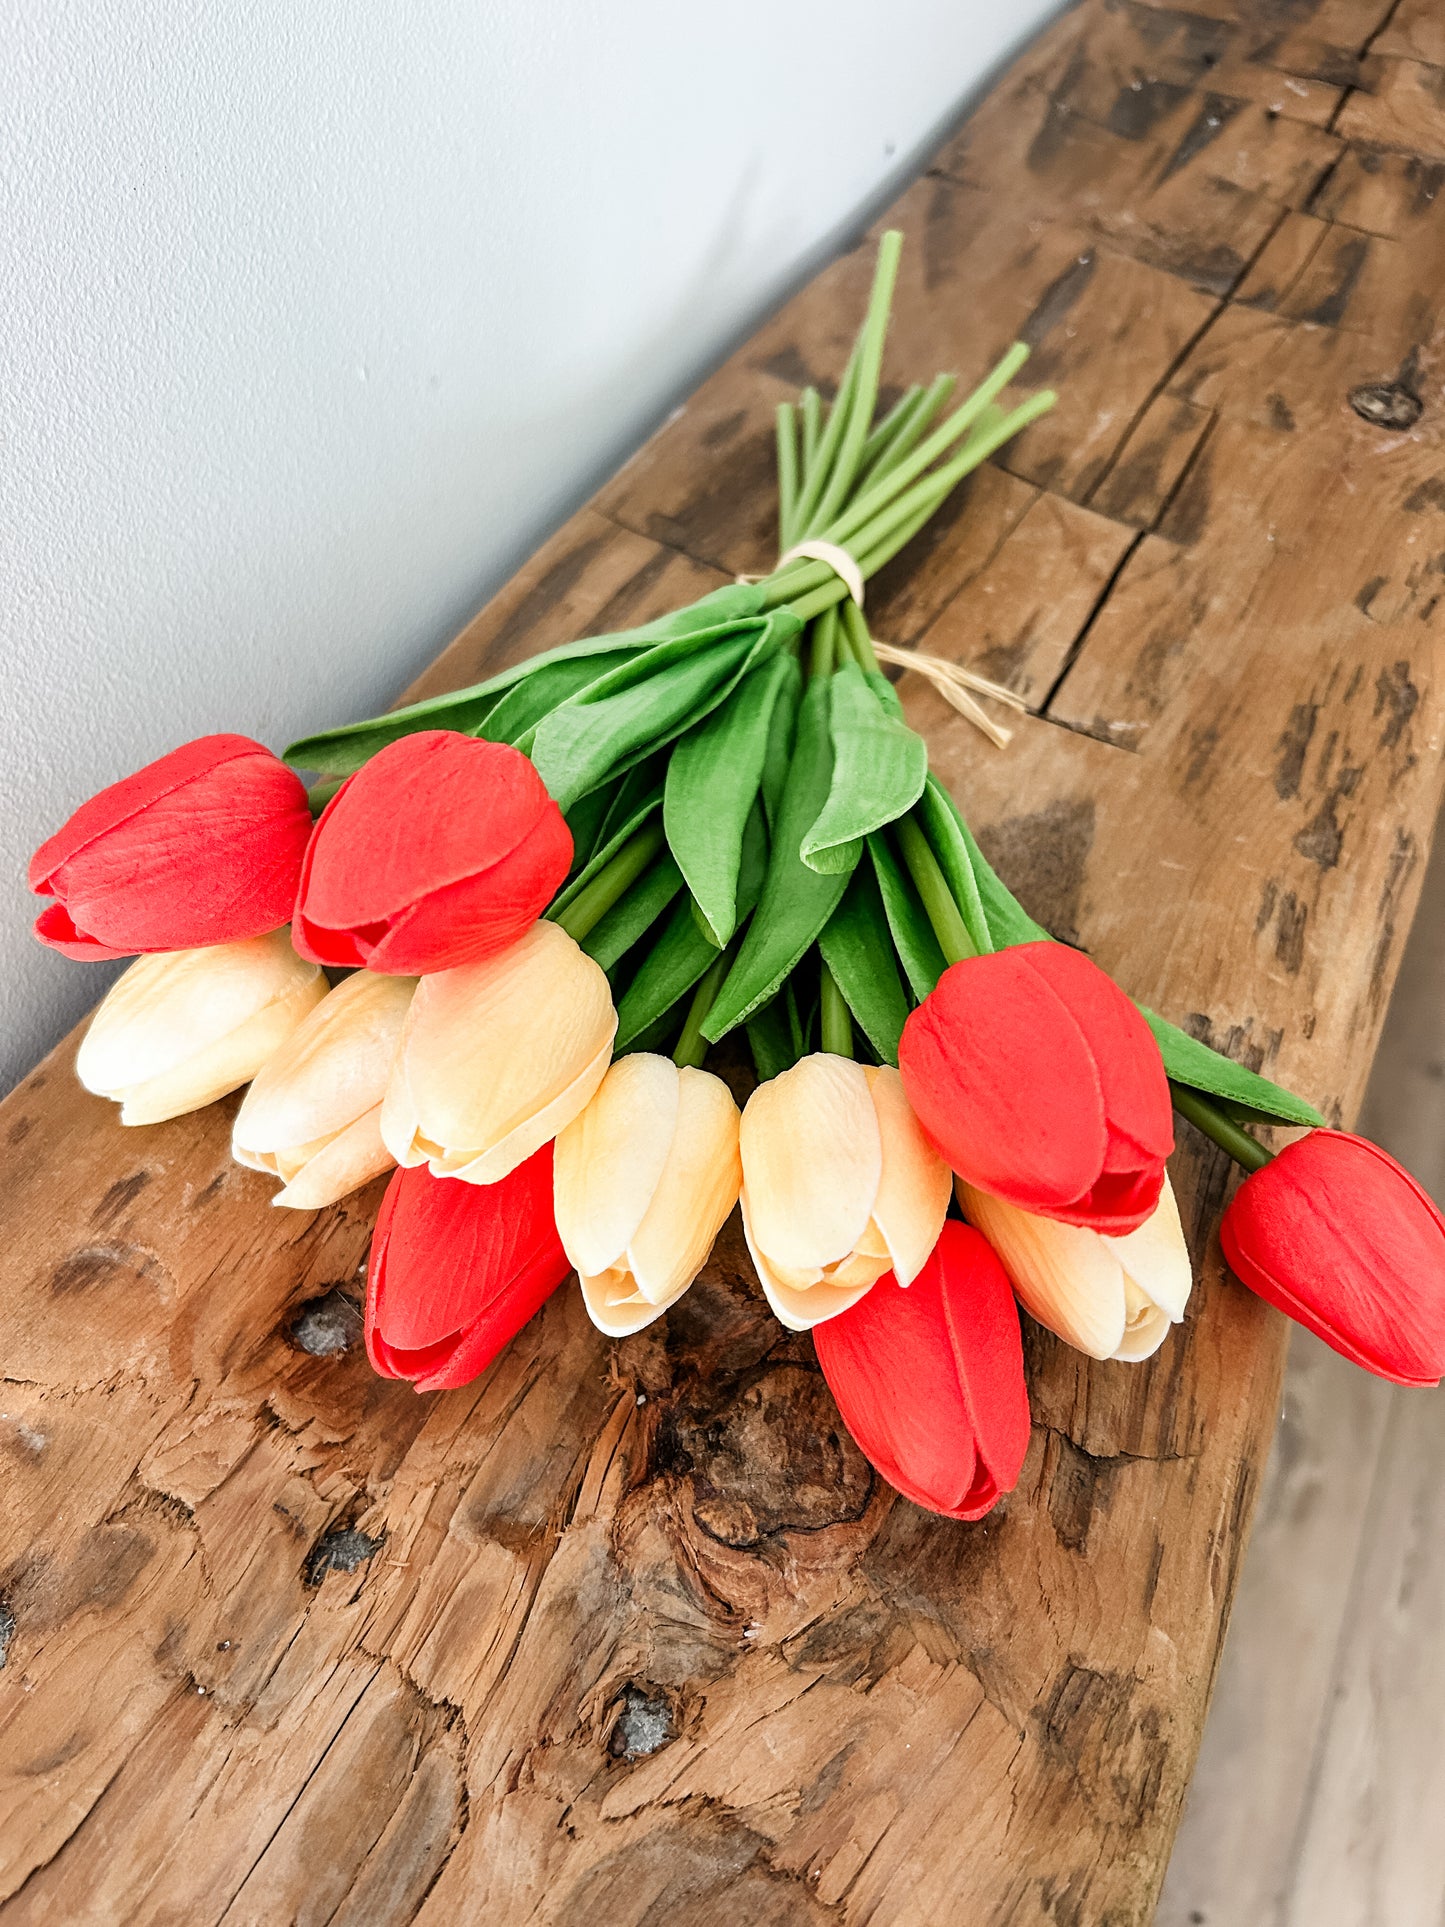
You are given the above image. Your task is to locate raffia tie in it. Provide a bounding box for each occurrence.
[871,642,1026,750]
[742,541,1023,748]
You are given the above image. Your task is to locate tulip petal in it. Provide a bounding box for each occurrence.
[578,1269,670,1338]
[367,1147,565,1357]
[1104,1173,1192,1324]
[436,1039,613,1185]
[553,1054,680,1278]
[959,1180,1128,1361]
[380,921,617,1177]
[625,1068,742,1305]
[742,1199,884,1331]
[813,1222,1029,1520]
[233,970,415,1158]
[740,1054,879,1273]
[78,933,319,1096]
[1111,1279,1174,1363]
[272,1104,395,1209]
[32,739,313,954]
[1220,1130,1445,1387]
[352,808,575,975]
[863,1066,951,1287]
[115,971,327,1125]
[294,732,571,973]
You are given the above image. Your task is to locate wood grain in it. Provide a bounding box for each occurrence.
[3,0,1444,1919]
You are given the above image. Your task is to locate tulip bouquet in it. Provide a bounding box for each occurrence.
[29,234,1445,1525]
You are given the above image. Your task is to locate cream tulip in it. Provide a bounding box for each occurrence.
[232,968,415,1208]
[739,1053,951,1331]
[958,1171,1192,1362]
[554,1052,741,1336]
[76,930,326,1125]
[380,919,616,1185]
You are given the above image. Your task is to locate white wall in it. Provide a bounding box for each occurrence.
[1,0,1060,1092]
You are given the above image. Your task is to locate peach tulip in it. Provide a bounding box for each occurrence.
[232,968,415,1208]
[554,1052,741,1335]
[380,919,616,1184]
[959,1171,1192,1361]
[76,930,325,1125]
[739,1053,951,1330]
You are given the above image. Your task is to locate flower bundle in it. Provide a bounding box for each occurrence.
[31,234,1445,1523]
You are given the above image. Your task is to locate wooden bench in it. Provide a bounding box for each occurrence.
[3,1,1441,1917]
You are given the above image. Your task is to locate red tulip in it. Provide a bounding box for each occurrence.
[1221,1130,1445,1387]
[29,735,312,960]
[813,1220,1031,1520]
[294,731,572,974]
[364,1147,571,1392]
[898,940,1173,1235]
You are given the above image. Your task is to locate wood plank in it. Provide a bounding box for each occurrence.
[1154,1331,1396,1926]
[3,0,1445,1919]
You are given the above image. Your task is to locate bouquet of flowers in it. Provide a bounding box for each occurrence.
[30,234,1445,1523]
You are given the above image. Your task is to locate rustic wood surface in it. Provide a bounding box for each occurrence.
[3,0,1444,1918]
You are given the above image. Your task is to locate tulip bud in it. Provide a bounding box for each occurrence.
[30,735,313,960]
[380,919,616,1185]
[959,1172,1192,1362]
[366,1148,570,1391]
[739,1054,951,1330]
[900,939,1174,1235]
[553,1053,741,1335]
[76,930,325,1125]
[231,969,415,1208]
[814,1220,1032,1520]
[294,730,572,974]
[1221,1129,1445,1386]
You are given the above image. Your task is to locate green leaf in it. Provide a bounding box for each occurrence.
[868,832,946,1000]
[818,864,911,1064]
[761,656,803,830]
[702,680,858,1041]
[802,664,928,873]
[1146,1012,1326,1129]
[562,777,622,877]
[528,609,800,810]
[664,653,799,946]
[746,995,803,1079]
[475,649,641,749]
[584,853,684,974]
[283,582,766,775]
[285,685,511,777]
[913,781,993,954]
[925,784,1050,950]
[547,777,661,920]
[614,891,721,1052]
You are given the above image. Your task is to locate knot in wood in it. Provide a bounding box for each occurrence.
[1348,382,1423,431]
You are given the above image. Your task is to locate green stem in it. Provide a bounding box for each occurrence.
[775,403,800,552]
[553,820,666,942]
[895,817,973,966]
[799,387,822,481]
[1170,1082,1274,1172]
[819,960,854,1057]
[863,372,956,482]
[791,344,862,535]
[825,341,1032,551]
[804,230,904,534]
[808,605,839,681]
[673,946,733,1069]
[839,598,879,673]
[858,382,924,474]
